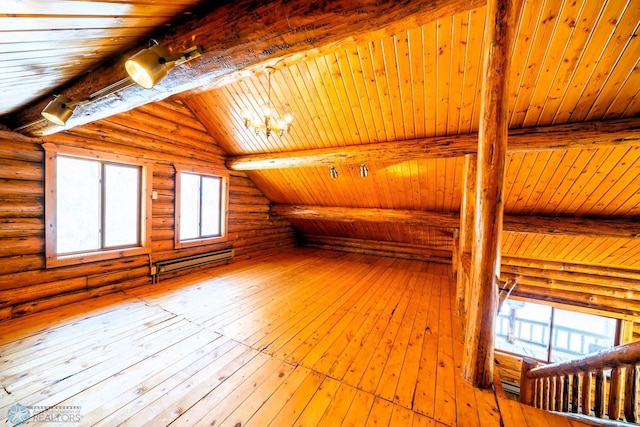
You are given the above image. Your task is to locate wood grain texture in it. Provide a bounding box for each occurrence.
[12,0,485,134]
[462,0,520,389]
[0,248,591,426]
[0,99,294,320]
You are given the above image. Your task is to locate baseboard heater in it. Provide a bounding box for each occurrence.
[151,248,234,283]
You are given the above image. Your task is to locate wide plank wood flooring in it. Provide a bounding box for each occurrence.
[0,248,589,426]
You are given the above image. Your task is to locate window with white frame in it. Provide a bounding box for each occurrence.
[495,300,617,363]
[43,144,152,267]
[174,165,228,247]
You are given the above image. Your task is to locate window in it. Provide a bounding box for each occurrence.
[174,165,228,248]
[44,144,152,267]
[496,300,617,363]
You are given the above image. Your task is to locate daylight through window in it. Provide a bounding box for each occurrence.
[56,156,141,254]
[44,144,151,267]
[175,166,228,247]
[496,300,617,363]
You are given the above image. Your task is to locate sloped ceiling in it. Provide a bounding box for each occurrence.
[3,0,639,269]
[0,0,204,116]
[184,0,640,268]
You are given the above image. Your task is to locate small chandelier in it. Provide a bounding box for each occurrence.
[244,67,293,137]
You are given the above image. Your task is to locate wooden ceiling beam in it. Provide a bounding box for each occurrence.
[11,0,484,136]
[271,204,640,239]
[226,117,640,170]
[501,257,640,280]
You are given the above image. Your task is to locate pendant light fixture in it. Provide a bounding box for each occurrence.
[243,67,293,137]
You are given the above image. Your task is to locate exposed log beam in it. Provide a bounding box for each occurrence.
[226,117,640,170]
[11,0,484,136]
[271,204,460,228]
[500,264,640,290]
[502,256,640,280]
[270,204,640,239]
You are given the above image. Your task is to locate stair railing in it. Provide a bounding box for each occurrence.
[519,340,640,423]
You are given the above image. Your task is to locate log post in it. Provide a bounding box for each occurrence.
[563,374,570,412]
[461,0,519,388]
[557,374,565,411]
[452,228,460,283]
[543,377,551,410]
[594,369,606,418]
[519,357,537,405]
[608,367,622,420]
[624,364,638,422]
[571,373,580,413]
[456,154,476,318]
[583,371,593,416]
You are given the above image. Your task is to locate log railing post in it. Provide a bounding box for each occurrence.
[461,0,519,389]
[571,372,580,413]
[550,376,558,411]
[624,363,638,423]
[543,377,551,410]
[557,374,565,411]
[563,374,570,412]
[594,369,606,418]
[608,367,622,420]
[582,371,593,416]
[519,357,538,405]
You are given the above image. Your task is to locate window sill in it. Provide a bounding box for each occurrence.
[46,246,151,268]
[174,235,228,250]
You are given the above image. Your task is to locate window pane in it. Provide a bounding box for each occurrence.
[201,176,221,237]
[104,164,140,247]
[180,173,200,240]
[56,156,100,254]
[551,309,616,362]
[496,301,551,361]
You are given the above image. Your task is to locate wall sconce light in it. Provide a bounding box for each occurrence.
[41,95,76,126]
[360,164,368,177]
[329,165,338,179]
[125,41,203,89]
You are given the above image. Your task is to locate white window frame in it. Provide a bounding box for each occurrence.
[174,164,229,249]
[495,297,620,363]
[43,143,152,268]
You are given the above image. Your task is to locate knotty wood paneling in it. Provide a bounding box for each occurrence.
[188,0,640,151]
[0,99,295,320]
[184,0,640,272]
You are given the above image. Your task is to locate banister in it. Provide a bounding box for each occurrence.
[526,340,640,380]
[520,340,640,423]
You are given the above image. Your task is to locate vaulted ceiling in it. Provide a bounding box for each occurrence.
[2,0,640,269]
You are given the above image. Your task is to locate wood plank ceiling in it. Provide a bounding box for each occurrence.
[0,0,204,115]
[185,0,640,268]
[2,0,639,270]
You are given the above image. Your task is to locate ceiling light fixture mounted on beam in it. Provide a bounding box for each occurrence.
[125,40,203,89]
[40,41,203,126]
[243,66,293,138]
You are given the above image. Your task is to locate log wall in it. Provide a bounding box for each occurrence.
[0,100,296,321]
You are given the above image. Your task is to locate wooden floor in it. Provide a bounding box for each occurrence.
[0,248,590,426]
